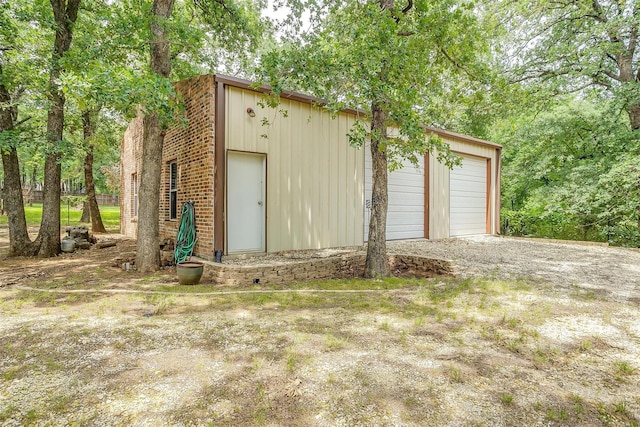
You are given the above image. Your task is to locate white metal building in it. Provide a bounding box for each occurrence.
[120,75,501,259]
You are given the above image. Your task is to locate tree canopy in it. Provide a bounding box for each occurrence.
[493,0,640,128]
[259,0,492,275]
[3,0,640,263]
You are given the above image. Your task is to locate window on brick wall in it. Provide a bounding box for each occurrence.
[169,161,178,220]
[131,173,138,217]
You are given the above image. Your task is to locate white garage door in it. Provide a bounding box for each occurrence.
[450,155,487,236]
[365,145,424,241]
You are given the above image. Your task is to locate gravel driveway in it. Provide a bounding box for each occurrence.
[388,236,640,303]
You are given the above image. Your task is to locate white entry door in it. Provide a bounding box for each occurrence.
[450,155,487,236]
[227,152,266,253]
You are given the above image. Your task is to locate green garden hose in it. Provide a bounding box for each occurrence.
[174,201,198,264]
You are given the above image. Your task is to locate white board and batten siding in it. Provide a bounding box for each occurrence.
[225,86,364,253]
[224,84,499,251]
[364,144,425,241]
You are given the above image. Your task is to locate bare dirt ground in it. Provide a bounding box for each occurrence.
[0,226,639,426]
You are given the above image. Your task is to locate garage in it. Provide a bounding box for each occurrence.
[120,76,501,254]
[449,154,488,236]
[365,147,425,240]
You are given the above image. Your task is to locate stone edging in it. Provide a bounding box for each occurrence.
[199,254,453,286]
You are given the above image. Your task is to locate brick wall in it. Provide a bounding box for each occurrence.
[120,75,217,258]
[200,254,453,286]
[120,112,143,238]
[159,75,216,259]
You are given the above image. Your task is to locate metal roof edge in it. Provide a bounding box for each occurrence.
[424,127,502,149]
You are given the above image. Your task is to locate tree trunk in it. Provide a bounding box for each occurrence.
[364,102,391,278]
[40,139,63,256]
[80,200,90,223]
[1,152,39,256]
[39,0,82,257]
[364,0,396,278]
[628,103,640,131]
[137,113,164,271]
[1,148,39,256]
[0,63,38,256]
[136,0,175,272]
[27,165,37,207]
[82,110,106,233]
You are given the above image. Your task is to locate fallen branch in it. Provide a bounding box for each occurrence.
[96,240,116,249]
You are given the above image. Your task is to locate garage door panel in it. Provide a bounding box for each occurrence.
[388,194,424,205]
[387,176,424,187]
[450,155,487,237]
[452,179,485,188]
[365,144,424,240]
[452,226,485,236]
[454,163,485,173]
[451,176,485,186]
[384,211,425,223]
[385,226,424,239]
[451,211,485,221]
[450,196,486,205]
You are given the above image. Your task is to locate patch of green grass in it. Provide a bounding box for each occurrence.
[12,289,104,307]
[144,294,175,315]
[570,394,585,418]
[531,345,559,367]
[506,339,522,353]
[154,277,500,321]
[613,401,629,415]
[511,280,533,291]
[2,366,28,381]
[578,340,592,352]
[0,405,18,422]
[570,285,599,301]
[614,360,636,376]
[500,393,514,405]
[0,203,120,231]
[545,408,568,422]
[324,334,348,351]
[250,356,266,371]
[499,315,522,329]
[423,277,478,303]
[447,365,463,383]
[285,349,303,373]
[24,409,38,424]
[252,382,272,424]
[404,396,419,408]
[139,272,166,284]
[353,367,372,388]
[206,286,405,314]
[32,291,58,307]
[31,280,65,290]
[48,393,74,414]
[399,330,408,345]
[156,277,430,294]
[597,402,614,424]
[413,316,426,328]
